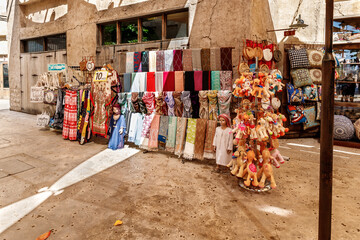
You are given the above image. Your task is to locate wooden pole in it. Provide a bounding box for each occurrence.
[319,0,335,239]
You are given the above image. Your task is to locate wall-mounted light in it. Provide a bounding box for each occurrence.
[267,15,308,32]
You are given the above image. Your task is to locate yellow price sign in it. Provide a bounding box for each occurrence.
[93,70,108,82]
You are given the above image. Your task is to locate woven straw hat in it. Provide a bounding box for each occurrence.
[263,48,273,61]
[259,64,270,74]
[254,47,263,60]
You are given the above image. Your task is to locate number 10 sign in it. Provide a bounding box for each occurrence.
[93,70,108,82]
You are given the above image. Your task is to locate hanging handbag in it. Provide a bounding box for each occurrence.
[254,46,264,60]
[36,111,50,127]
[86,57,95,71]
[44,89,58,104]
[273,45,282,62]
[259,64,270,74]
[80,57,87,71]
[263,48,273,62]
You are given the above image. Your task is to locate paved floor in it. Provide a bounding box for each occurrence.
[0,109,360,240]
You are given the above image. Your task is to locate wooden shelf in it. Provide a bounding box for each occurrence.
[334,101,360,107]
[336,81,358,84]
[334,42,360,50]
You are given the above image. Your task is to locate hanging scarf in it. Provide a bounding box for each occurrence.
[165,116,177,152]
[158,115,169,149]
[184,71,194,91]
[208,90,218,120]
[134,52,141,72]
[182,49,193,71]
[173,50,183,71]
[123,73,132,92]
[126,94,133,131]
[131,92,140,113]
[198,91,209,119]
[119,92,128,115]
[190,91,200,118]
[201,48,211,71]
[211,71,221,90]
[194,118,207,160]
[220,71,232,91]
[174,71,184,91]
[142,92,155,114]
[137,72,146,92]
[194,71,203,91]
[163,71,175,91]
[53,88,65,129]
[78,90,92,145]
[210,48,221,71]
[173,91,183,117]
[202,71,210,90]
[183,118,197,160]
[119,52,127,73]
[130,73,140,92]
[141,51,149,72]
[156,50,165,72]
[164,50,174,72]
[134,114,144,145]
[148,114,161,150]
[181,91,192,118]
[203,120,217,159]
[91,78,111,137]
[192,48,202,71]
[140,113,155,150]
[126,52,134,73]
[220,47,232,71]
[217,90,232,116]
[146,72,155,92]
[164,92,175,116]
[149,51,157,72]
[155,72,163,92]
[138,92,147,115]
[128,112,140,142]
[155,92,167,115]
[175,117,188,157]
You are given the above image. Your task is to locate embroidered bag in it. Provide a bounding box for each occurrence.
[288,48,310,69]
[37,111,50,127]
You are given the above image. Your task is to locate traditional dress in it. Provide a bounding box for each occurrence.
[212,127,233,166]
[108,115,126,150]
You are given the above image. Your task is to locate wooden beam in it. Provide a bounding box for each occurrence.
[138,18,142,43]
[334,42,360,50]
[162,13,167,40]
[117,21,121,44]
[98,25,103,46]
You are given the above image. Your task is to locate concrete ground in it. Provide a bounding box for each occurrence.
[0,108,360,240]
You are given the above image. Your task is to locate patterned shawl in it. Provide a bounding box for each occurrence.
[175,117,188,157]
[208,90,218,120]
[155,72,163,92]
[142,92,155,114]
[190,91,199,118]
[181,91,192,118]
[141,51,149,72]
[174,71,184,91]
[164,50,174,72]
[183,118,197,160]
[220,71,233,91]
[130,73,140,92]
[194,119,207,160]
[124,73,132,92]
[217,90,232,116]
[210,48,221,71]
[203,120,217,159]
[173,91,183,117]
[164,92,175,116]
[149,51,157,72]
[198,91,209,119]
[119,93,128,116]
[156,50,165,72]
[139,113,155,150]
[201,48,211,71]
[165,116,177,152]
[128,112,140,142]
[131,92,140,113]
[173,50,183,71]
[138,72,147,92]
[126,94,133,131]
[192,48,202,71]
[158,115,169,150]
[182,49,193,71]
[163,71,175,91]
[134,52,141,72]
[134,114,144,145]
[220,47,233,71]
[155,92,167,115]
[138,93,147,115]
[148,114,161,150]
[194,71,203,91]
[211,71,221,90]
[126,52,134,73]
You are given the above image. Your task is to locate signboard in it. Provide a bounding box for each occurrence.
[48,63,66,72]
[284,30,296,37]
[93,70,108,82]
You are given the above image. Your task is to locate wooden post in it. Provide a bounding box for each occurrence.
[138,18,142,43]
[319,0,335,239]
[162,13,167,40]
[117,21,121,44]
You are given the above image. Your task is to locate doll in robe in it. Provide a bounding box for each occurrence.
[108,104,126,150]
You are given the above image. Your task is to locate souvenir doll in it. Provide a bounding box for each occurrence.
[213,114,234,172]
[108,104,126,150]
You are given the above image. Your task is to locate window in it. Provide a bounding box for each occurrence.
[121,20,138,43]
[166,11,188,39]
[3,64,8,88]
[142,16,162,42]
[22,34,66,53]
[102,23,117,45]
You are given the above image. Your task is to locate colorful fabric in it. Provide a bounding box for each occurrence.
[303,106,320,130]
[53,89,65,129]
[208,90,218,120]
[194,118,207,160]
[138,72,146,92]
[202,71,210,90]
[135,114,144,145]
[119,93,130,132]
[217,90,232,116]
[164,50,174,72]
[156,51,165,72]
[287,105,307,125]
[211,71,221,90]
[148,114,161,150]
[142,92,156,114]
[173,91,183,117]
[131,92,140,113]
[201,48,211,71]
[163,71,175,91]
[220,71,232,91]
[141,51,149,72]
[190,91,200,118]
[126,52,134,73]
[199,91,209,119]
[302,84,318,101]
[184,71,195,91]
[203,120,217,159]
[210,48,221,71]
[183,118,197,159]
[194,71,203,91]
[158,115,169,149]
[130,73,140,92]
[155,92,167,115]
[128,112,141,142]
[149,51,157,72]
[166,116,178,152]
[63,90,78,140]
[174,71,184,91]
[183,49,193,71]
[124,73,132,92]
[155,72,163,92]
[287,83,304,104]
[138,93,147,115]
[146,72,155,92]
[288,48,310,69]
[165,92,175,116]
[290,68,313,88]
[192,48,202,71]
[181,91,192,118]
[220,47,232,71]
[140,113,155,150]
[173,50,183,71]
[175,117,188,157]
[108,115,126,150]
[134,52,141,72]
